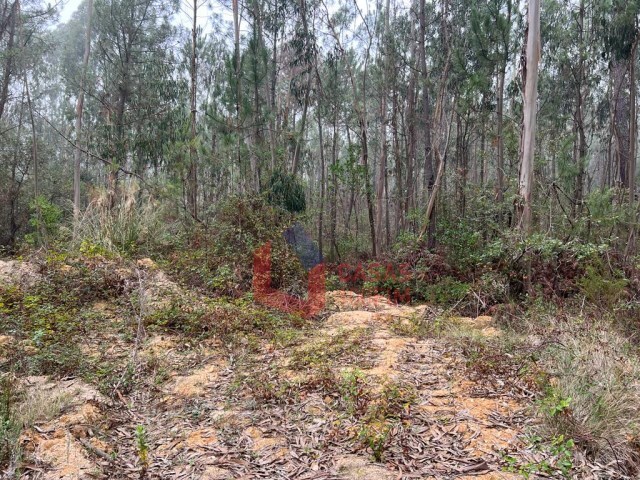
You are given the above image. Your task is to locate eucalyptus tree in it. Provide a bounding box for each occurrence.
[0,0,18,121]
[0,0,57,248]
[605,0,639,194]
[185,0,210,220]
[468,0,514,217]
[518,0,541,233]
[321,0,378,256]
[73,0,93,230]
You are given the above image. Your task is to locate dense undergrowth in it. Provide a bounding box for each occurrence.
[2,193,640,476]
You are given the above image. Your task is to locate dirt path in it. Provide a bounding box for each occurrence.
[12,282,546,480]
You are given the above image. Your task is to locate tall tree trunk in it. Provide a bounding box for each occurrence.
[404,31,417,228]
[613,59,630,190]
[291,0,312,176]
[74,0,93,233]
[330,115,338,260]
[419,0,434,245]
[480,121,485,187]
[24,74,41,242]
[0,0,16,121]
[392,85,402,234]
[187,0,199,219]
[496,64,505,213]
[360,119,377,257]
[291,76,311,175]
[624,37,638,259]
[629,38,637,199]
[269,0,278,170]
[233,0,242,189]
[375,0,390,251]
[323,5,376,256]
[249,0,264,191]
[317,109,325,258]
[572,0,586,218]
[8,86,25,248]
[517,0,541,233]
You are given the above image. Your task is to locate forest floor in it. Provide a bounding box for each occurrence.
[0,258,597,479]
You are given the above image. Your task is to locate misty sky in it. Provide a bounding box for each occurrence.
[60,0,82,23]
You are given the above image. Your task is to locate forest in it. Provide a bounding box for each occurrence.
[1,0,640,478]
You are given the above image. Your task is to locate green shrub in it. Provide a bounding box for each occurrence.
[265,170,306,213]
[0,376,21,472]
[577,263,628,307]
[419,276,470,306]
[25,196,63,246]
[166,196,307,296]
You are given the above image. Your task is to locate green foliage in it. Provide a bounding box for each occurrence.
[25,196,63,246]
[436,216,483,270]
[329,144,366,188]
[577,262,628,306]
[357,422,390,463]
[550,434,575,477]
[79,239,114,259]
[419,276,470,306]
[325,272,348,291]
[0,376,21,472]
[265,171,306,213]
[339,368,367,415]
[503,434,574,478]
[542,388,572,417]
[146,294,306,350]
[165,196,307,296]
[0,251,132,378]
[135,424,149,469]
[290,328,370,370]
[362,262,412,302]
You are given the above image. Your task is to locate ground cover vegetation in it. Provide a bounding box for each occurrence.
[1,0,640,478]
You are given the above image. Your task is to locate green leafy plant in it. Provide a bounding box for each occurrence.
[339,368,367,415]
[265,170,306,213]
[0,377,21,471]
[135,424,149,471]
[358,422,391,462]
[544,392,572,417]
[25,196,63,246]
[551,434,575,477]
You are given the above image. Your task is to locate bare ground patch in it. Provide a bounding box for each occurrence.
[8,284,572,478]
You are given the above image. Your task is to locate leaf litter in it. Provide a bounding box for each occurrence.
[10,268,601,479]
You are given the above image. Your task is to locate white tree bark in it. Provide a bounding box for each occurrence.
[518,0,541,233]
[73,0,93,233]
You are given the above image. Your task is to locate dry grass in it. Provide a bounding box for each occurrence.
[14,384,73,427]
[0,375,73,474]
[539,319,640,475]
[73,181,171,254]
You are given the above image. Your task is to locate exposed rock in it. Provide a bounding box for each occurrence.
[333,454,397,479]
[243,426,286,452]
[326,290,395,312]
[36,434,97,479]
[22,376,107,405]
[199,466,233,479]
[0,259,41,287]
[168,361,225,399]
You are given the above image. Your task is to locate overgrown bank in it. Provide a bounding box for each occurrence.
[2,196,640,478]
